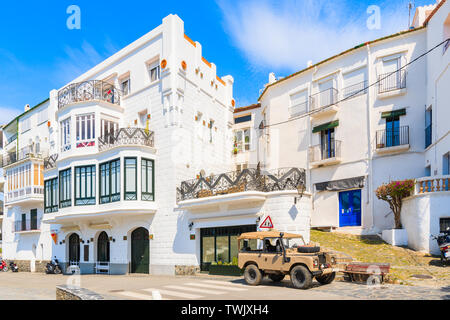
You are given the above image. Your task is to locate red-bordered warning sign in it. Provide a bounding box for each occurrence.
[259,216,274,229]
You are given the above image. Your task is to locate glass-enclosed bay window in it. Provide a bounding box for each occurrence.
[59,168,72,208]
[100,159,120,204]
[44,178,58,213]
[76,114,95,148]
[141,158,154,201]
[75,165,96,206]
[60,118,71,152]
[124,158,137,200]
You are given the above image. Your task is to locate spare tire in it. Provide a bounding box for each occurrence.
[297,246,320,253]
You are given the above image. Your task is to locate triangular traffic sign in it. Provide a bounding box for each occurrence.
[259,216,274,229]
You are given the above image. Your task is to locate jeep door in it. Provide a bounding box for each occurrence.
[261,238,285,271]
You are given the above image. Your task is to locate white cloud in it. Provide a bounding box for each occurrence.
[0,106,23,126]
[218,0,411,73]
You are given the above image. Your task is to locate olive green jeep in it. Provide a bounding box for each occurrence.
[237,230,339,289]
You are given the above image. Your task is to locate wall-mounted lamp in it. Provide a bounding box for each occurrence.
[188,222,194,231]
[294,184,306,204]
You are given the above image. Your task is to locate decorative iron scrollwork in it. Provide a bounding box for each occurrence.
[58,80,121,109]
[98,128,155,152]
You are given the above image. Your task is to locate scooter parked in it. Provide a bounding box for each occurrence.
[431,227,450,266]
[45,257,62,274]
[9,261,18,272]
[0,260,9,272]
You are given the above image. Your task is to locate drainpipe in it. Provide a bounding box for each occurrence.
[366,43,375,231]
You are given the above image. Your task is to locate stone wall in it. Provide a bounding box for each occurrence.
[6,260,50,273]
[56,285,103,300]
[175,265,200,276]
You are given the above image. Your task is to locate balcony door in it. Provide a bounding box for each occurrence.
[339,190,362,227]
[30,209,37,230]
[386,116,400,147]
[320,129,335,160]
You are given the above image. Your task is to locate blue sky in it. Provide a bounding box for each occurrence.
[0,0,432,124]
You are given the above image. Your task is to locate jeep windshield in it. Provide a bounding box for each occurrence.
[282,237,306,249]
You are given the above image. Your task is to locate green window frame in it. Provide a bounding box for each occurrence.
[124,157,137,201]
[44,178,58,213]
[141,158,155,201]
[59,168,72,208]
[100,158,121,204]
[75,165,96,206]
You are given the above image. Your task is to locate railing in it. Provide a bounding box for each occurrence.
[58,80,121,109]
[3,146,48,167]
[6,186,44,204]
[342,81,367,99]
[44,154,59,170]
[310,88,339,111]
[289,101,308,117]
[308,140,342,163]
[425,125,432,148]
[98,128,155,152]
[415,175,450,194]
[378,70,406,94]
[177,167,306,202]
[376,126,409,149]
[14,219,41,233]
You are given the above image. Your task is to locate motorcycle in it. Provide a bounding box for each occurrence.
[45,257,62,274]
[9,261,18,272]
[0,260,9,272]
[431,227,450,266]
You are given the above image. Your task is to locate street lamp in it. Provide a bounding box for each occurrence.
[294,184,306,205]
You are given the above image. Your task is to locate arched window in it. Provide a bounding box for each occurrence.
[68,233,80,263]
[97,232,110,262]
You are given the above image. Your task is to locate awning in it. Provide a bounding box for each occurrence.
[312,120,339,133]
[315,176,365,192]
[381,108,406,118]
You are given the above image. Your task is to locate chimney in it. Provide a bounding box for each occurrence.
[268,72,277,84]
[307,60,313,68]
[24,104,30,112]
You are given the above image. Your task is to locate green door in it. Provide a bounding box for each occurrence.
[131,228,149,274]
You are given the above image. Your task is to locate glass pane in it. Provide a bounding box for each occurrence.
[202,237,215,264]
[216,236,229,263]
[125,159,136,193]
[230,235,238,264]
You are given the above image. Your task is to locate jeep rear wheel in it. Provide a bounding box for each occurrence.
[268,273,285,282]
[316,272,336,285]
[244,265,262,286]
[290,265,312,289]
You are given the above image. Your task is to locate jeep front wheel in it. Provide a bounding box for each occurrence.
[244,264,262,286]
[290,265,312,289]
[268,273,285,282]
[316,272,336,285]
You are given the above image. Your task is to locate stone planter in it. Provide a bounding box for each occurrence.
[208,265,243,276]
[382,229,408,246]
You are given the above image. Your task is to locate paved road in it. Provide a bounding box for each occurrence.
[0,272,448,300]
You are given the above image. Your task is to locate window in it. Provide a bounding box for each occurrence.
[234,129,250,153]
[59,168,72,208]
[30,209,38,230]
[441,218,450,233]
[149,64,160,82]
[100,119,119,140]
[124,158,137,200]
[21,118,31,133]
[141,158,154,201]
[75,165,96,206]
[443,153,450,176]
[38,108,48,125]
[100,159,120,204]
[425,107,432,148]
[76,114,95,148]
[121,78,130,96]
[60,118,71,152]
[343,69,366,98]
[44,178,58,213]
[321,128,336,159]
[290,90,308,116]
[234,115,251,124]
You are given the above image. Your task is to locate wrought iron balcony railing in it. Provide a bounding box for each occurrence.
[308,140,342,163]
[342,81,367,99]
[5,134,17,146]
[58,80,121,109]
[177,167,306,202]
[44,154,59,170]
[98,128,155,152]
[310,88,339,111]
[376,126,409,149]
[3,146,48,167]
[378,70,406,94]
[14,219,40,233]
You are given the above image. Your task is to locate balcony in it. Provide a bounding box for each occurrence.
[98,128,155,152]
[415,175,450,194]
[378,70,406,98]
[375,126,409,153]
[3,146,48,168]
[5,134,17,148]
[309,88,339,118]
[58,80,121,109]
[309,140,342,168]
[14,219,40,233]
[342,81,367,100]
[44,154,59,170]
[6,186,44,205]
[177,167,306,203]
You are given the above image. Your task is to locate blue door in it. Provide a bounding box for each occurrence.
[339,190,362,227]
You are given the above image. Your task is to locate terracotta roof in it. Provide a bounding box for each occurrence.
[258,26,426,101]
[234,103,261,114]
[423,0,447,26]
